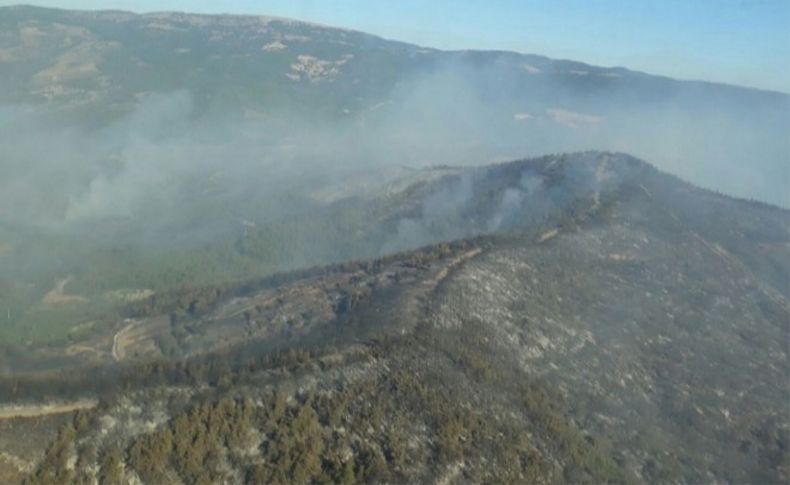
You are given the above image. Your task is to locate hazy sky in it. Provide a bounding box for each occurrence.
[3,1,789,92]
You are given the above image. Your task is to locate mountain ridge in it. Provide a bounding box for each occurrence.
[3,4,787,96]
[1,151,787,483]
[3,3,787,208]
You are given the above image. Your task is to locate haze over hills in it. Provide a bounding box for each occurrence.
[0,5,788,485]
[1,4,788,213]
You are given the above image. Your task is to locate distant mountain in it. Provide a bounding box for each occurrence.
[0,5,788,206]
[1,152,788,483]
[0,5,786,116]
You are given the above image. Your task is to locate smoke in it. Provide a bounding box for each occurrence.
[488,173,546,232]
[381,150,637,258]
[383,172,475,253]
[0,44,786,362]
[0,56,787,279]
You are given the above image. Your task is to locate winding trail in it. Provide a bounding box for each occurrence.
[0,399,97,420]
[112,320,137,362]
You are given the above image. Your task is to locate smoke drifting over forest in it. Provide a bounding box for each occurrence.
[2,59,788,235]
[0,6,787,308]
[1,9,789,484]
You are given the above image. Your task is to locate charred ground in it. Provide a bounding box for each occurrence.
[0,152,787,483]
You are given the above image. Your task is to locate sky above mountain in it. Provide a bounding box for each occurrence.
[2,1,788,93]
